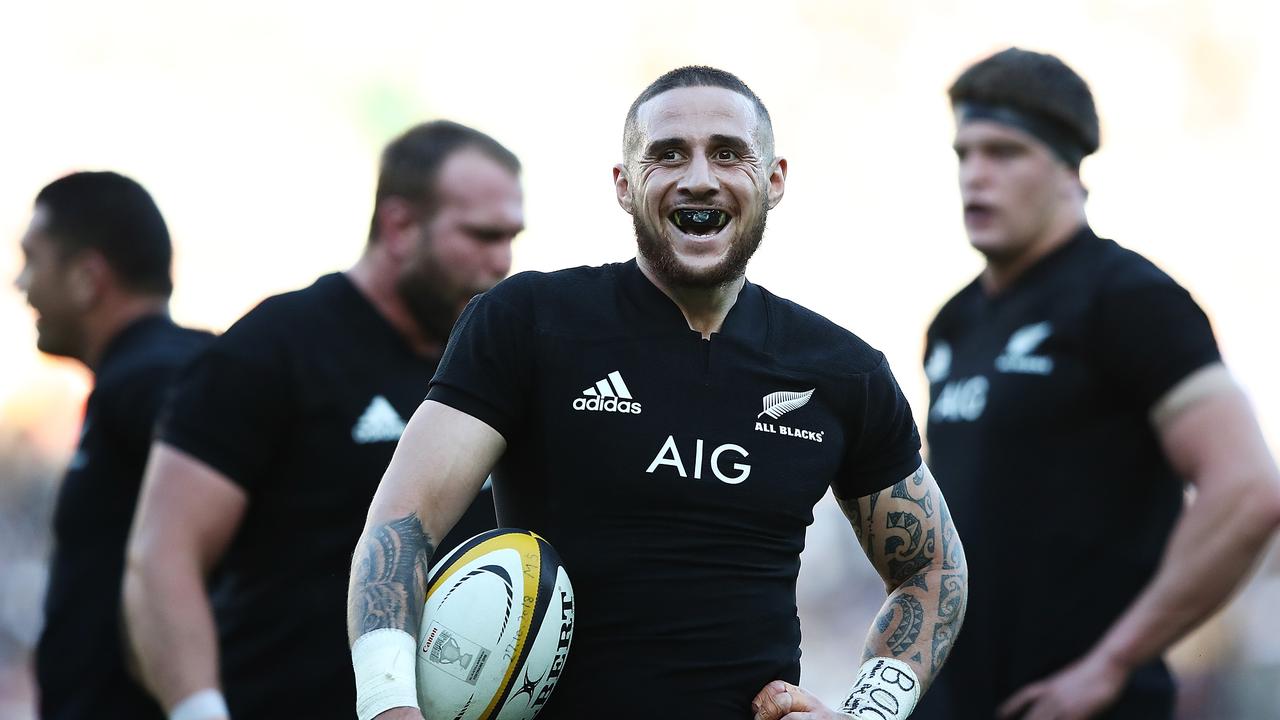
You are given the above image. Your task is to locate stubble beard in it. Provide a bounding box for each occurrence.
[633,202,768,290]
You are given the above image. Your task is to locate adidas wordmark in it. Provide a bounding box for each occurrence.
[572,371,642,414]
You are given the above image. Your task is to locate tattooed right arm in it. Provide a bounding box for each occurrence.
[347,400,506,645]
[349,514,435,638]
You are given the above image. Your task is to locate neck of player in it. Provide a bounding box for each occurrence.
[637,255,744,339]
[981,208,1088,296]
[83,297,170,371]
[346,253,446,358]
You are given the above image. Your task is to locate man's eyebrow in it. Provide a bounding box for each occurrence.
[708,134,753,153]
[643,137,688,156]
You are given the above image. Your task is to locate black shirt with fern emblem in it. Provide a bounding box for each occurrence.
[427,259,923,719]
[916,227,1220,720]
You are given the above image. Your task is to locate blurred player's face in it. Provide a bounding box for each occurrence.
[616,86,786,289]
[15,208,88,358]
[954,119,1080,263]
[397,149,523,340]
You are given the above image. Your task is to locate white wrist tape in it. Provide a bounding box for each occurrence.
[169,688,229,720]
[838,657,921,719]
[352,628,420,720]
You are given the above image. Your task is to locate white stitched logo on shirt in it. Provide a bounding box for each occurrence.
[352,395,407,443]
[754,389,823,443]
[996,322,1055,375]
[571,371,642,414]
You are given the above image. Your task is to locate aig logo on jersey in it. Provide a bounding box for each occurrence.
[571,371,642,414]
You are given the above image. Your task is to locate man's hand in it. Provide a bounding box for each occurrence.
[373,708,424,720]
[751,680,850,720]
[996,652,1128,720]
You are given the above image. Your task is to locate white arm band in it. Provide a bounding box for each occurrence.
[352,628,420,720]
[169,688,229,720]
[838,657,922,719]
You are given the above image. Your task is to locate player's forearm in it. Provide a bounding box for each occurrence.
[845,465,969,690]
[347,512,436,643]
[863,550,968,690]
[1091,474,1280,672]
[123,547,222,711]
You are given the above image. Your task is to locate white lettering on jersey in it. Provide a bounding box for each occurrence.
[646,435,752,484]
[930,376,989,422]
[571,371,643,414]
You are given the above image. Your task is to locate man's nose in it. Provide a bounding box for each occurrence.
[677,154,720,197]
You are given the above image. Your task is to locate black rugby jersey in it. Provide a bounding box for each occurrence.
[38,315,211,720]
[158,273,495,719]
[427,259,922,719]
[915,227,1220,720]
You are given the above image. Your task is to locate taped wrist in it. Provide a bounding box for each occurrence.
[169,688,229,720]
[838,657,921,719]
[352,628,420,720]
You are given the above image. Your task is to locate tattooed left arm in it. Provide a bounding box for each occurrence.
[840,461,969,692]
[752,462,967,720]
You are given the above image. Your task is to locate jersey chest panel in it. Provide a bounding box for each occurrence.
[533,333,843,525]
[926,296,1099,440]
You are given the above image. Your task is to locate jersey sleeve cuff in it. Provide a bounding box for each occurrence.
[834,450,923,500]
[426,384,516,442]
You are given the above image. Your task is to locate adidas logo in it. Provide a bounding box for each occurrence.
[571,371,642,414]
[352,395,407,443]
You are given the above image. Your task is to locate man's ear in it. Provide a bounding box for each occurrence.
[613,164,634,215]
[766,157,787,210]
[374,197,423,260]
[66,250,110,310]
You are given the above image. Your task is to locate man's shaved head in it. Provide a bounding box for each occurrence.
[623,65,774,165]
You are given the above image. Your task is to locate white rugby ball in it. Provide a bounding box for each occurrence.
[417,529,574,720]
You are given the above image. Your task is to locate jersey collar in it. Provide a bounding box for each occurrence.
[618,258,768,349]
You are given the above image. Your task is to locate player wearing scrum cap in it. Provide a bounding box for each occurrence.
[348,66,969,720]
[914,48,1280,720]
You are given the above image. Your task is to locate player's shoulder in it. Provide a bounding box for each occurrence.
[757,285,888,377]
[1087,235,1184,295]
[95,321,215,405]
[927,277,982,338]
[485,262,621,299]
[213,272,350,350]
[471,262,628,322]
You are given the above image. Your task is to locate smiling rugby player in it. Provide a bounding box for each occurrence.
[348,66,969,720]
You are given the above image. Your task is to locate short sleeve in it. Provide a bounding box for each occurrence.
[1091,280,1221,411]
[833,357,923,500]
[426,279,535,441]
[156,318,294,494]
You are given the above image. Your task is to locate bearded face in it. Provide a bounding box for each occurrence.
[616,86,785,291]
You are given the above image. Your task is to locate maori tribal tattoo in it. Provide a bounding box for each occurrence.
[884,594,925,655]
[843,463,969,688]
[350,513,435,637]
[932,574,966,674]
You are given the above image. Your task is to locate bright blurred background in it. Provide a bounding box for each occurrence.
[2,1,1277,717]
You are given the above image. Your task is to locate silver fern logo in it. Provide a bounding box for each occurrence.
[754,389,824,443]
[758,389,815,419]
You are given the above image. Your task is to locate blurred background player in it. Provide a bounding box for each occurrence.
[347,66,966,720]
[123,121,523,720]
[15,171,212,720]
[915,47,1280,720]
